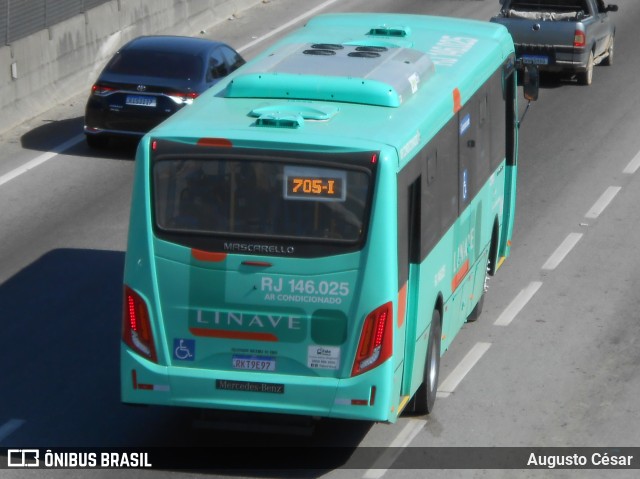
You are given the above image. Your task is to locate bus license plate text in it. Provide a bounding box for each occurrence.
[232,355,276,371]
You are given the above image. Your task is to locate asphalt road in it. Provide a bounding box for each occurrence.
[1,0,639,478]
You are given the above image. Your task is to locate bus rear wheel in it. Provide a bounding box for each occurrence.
[469,226,497,322]
[467,261,489,322]
[466,289,484,322]
[410,309,441,415]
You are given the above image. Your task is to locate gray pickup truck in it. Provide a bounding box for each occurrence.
[490,0,618,85]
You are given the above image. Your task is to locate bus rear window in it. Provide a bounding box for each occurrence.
[153,158,371,243]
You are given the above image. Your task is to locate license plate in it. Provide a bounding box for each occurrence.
[232,355,276,371]
[522,55,548,65]
[126,95,157,107]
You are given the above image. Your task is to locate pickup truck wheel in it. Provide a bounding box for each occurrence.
[602,37,614,66]
[578,51,594,86]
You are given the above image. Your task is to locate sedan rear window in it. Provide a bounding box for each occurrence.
[106,50,203,81]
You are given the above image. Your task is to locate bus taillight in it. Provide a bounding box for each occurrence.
[352,302,393,377]
[123,286,157,363]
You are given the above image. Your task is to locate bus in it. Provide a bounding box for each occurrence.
[121,13,536,422]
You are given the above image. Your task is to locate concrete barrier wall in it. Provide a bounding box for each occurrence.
[0,0,263,135]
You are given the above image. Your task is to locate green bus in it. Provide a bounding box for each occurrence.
[121,13,535,422]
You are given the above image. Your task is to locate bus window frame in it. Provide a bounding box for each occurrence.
[149,142,380,258]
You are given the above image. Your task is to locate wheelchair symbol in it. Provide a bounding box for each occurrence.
[174,339,195,361]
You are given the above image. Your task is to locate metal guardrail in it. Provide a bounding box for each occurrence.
[1,0,110,45]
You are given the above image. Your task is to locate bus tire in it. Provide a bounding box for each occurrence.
[467,257,490,323]
[466,287,484,322]
[468,225,495,323]
[411,309,441,415]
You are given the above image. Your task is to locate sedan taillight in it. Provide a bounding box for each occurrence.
[166,91,199,105]
[91,84,116,96]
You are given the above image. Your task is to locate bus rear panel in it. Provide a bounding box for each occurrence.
[121,12,520,423]
[122,139,401,421]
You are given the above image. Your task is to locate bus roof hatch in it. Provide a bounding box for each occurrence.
[225,43,435,107]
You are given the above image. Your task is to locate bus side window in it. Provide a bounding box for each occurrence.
[427,154,437,185]
[439,119,459,232]
[490,68,507,170]
[422,153,439,254]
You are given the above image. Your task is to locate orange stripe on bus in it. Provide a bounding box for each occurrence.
[397,282,407,328]
[451,259,470,292]
[453,88,462,113]
[191,249,227,262]
[189,328,278,342]
[197,138,232,148]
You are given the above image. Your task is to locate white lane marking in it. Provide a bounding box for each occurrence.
[623,150,640,174]
[585,186,621,219]
[494,281,543,327]
[541,233,583,271]
[0,419,25,442]
[438,342,491,395]
[362,419,426,479]
[237,0,342,53]
[0,134,84,187]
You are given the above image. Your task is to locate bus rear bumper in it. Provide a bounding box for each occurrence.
[121,346,395,422]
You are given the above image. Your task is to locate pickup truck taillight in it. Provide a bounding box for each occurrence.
[574,29,586,48]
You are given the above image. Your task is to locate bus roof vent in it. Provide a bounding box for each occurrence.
[254,113,304,129]
[225,42,435,107]
[250,104,339,121]
[368,25,411,38]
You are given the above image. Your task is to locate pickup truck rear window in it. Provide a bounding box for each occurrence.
[507,0,587,12]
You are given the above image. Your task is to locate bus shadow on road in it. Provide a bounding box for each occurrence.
[0,248,128,444]
[19,117,137,161]
[0,248,373,473]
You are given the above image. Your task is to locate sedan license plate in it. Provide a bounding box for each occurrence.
[522,54,549,65]
[232,355,276,371]
[126,95,157,107]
